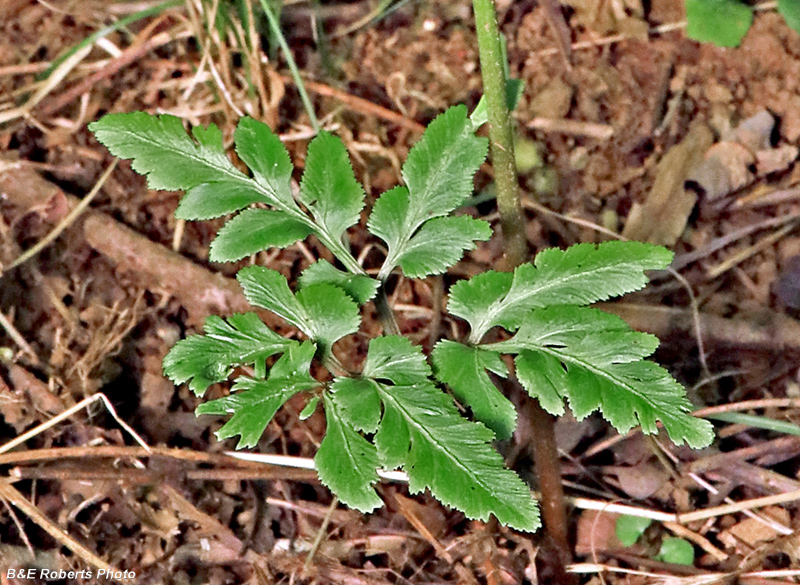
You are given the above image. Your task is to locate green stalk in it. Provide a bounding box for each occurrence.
[472,0,527,269]
[472,0,572,570]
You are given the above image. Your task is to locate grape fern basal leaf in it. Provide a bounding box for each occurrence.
[432,340,515,440]
[447,241,673,343]
[488,307,714,448]
[162,313,295,395]
[195,342,319,448]
[368,106,488,279]
[316,393,383,512]
[91,104,711,533]
[359,336,539,531]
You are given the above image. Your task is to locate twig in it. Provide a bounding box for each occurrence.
[527,117,613,139]
[0,393,150,456]
[287,76,425,133]
[706,223,798,279]
[304,496,338,570]
[0,480,117,573]
[0,311,39,362]
[38,28,193,117]
[4,160,117,272]
[0,45,93,125]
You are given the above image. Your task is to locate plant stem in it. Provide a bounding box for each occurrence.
[471,0,572,569]
[471,0,527,270]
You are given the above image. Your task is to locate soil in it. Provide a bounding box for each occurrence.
[2,0,800,583]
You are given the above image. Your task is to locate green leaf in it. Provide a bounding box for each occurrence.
[362,336,432,385]
[432,340,516,440]
[330,378,382,433]
[209,208,313,262]
[471,78,525,130]
[685,0,752,48]
[316,393,383,512]
[237,266,311,333]
[447,271,513,333]
[233,117,295,207]
[299,131,365,241]
[368,106,488,278]
[298,260,379,305]
[90,113,244,191]
[196,342,319,448]
[616,515,652,547]
[450,241,673,341]
[489,307,714,448]
[237,268,360,349]
[175,182,264,220]
[299,395,319,420]
[163,313,294,395]
[779,0,800,33]
[403,105,488,226]
[367,186,410,260]
[374,382,540,531]
[296,284,361,350]
[396,216,492,278]
[657,538,695,566]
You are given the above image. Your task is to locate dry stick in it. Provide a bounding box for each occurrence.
[303,496,338,571]
[37,27,192,118]
[0,45,93,125]
[0,311,38,363]
[287,75,426,134]
[0,480,117,573]
[0,393,150,456]
[706,222,798,279]
[4,160,117,272]
[527,117,614,140]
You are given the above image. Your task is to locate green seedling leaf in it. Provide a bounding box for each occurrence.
[470,77,525,129]
[489,306,713,448]
[299,131,365,242]
[685,0,752,48]
[657,537,695,566]
[233,116,295,208]
[237,266,311,333]
[369,106,488,278]
[210,208,313,262]
[299,395,319,420]
[362,336,432,385]
[449,241,673,341]
[196,342,319,448]
[374,381,539,531]
[296,283,361,351]
[298,261,379,305]
[396,215,492,278]
[316,393,383,512]
[238,267,360,349]
[779,0,800,33]
[616,515,653,547]
[90,113,242,191]
[330,378,382,433]
[163,313,294,395]
[175,181,263,221]
[432,340,516,439]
